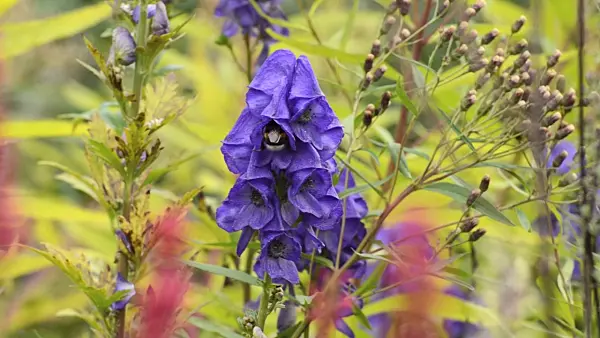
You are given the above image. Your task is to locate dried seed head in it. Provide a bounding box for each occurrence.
[440,25,456,42]
[469,58,489,72]
[481,28,499,45]
[469,228,487,242]
[510,39,528,55]
[542,112,561,127]
[555,124,575,140]
[479,175,491,192]
[552,150,569,168]
[547,49,562,68]
[556,75,566,93]
[381,16,396,35]
[475,72,491,89]
[374,66,387,82]
[400,28,411,39]
[398,0,411,16]
[540,69,557,86]
[511,15,527,34]
[370,40,382,57]
[466,189,481,207]
[460,217,479,233]
[362,73,373,90]
[380,91,392,112]
[363,54,375,73]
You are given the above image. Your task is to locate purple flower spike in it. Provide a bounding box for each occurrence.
[547,140,577,174]
[110,273,136,311]
[132,4,157,23]
[151,1,170,36]
[288,168,337,217]
[254,232,302,284]
[216,177,276,232]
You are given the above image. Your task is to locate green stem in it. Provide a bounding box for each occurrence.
[243,248,255,305]
[290,319,309,338]
[256,274,272,330]
[130,1,149,118]
[116,179,132,338]
[243,33,253,83]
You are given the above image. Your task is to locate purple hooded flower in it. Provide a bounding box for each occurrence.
[151,1,170,36]
[443,285,485,338]
[288,56,344,161]
[254,232,302,284]
[547,140,577,175]
[131,4,157,23]
[110,273,136,311]
[109,27,136,66]
[216,177,277,233]
[288,168,339,217]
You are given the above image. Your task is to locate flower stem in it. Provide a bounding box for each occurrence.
[243,33,253,84]
[116,179,132,338]
[256,274,272,330]
[130,1,149,118]
[243,248,255,305]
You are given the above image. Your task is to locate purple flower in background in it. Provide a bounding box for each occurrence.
[131,4,157,23]
[547,140,577,174]
[214,0,289,65]
[151,1,170,36]
[115,229,133,253]
[443,285,485,338]
[255,232,302,284]
[110,273,136,311]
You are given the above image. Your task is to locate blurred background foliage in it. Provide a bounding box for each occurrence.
[0,0,596,337]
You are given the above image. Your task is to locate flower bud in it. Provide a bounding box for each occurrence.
[562,88,577,112]
[511,15,526,34]
[547,49,561,68]
[363,54,375,73]
[552,150,569,169]
[469,58,489,72]
[461,92,477,111]
[151,1,170,36]
[363,109,373,127]
[555,124,575,140]
[523,71,534,86]
[438,0,450,15]
[479,175,490,192]
[460,217,479,233]
[380,91,392,112]
[507,75,521,89]
[510,88,524,104]
[110,27,137,66]
[398,0,411,16]
[510,39,528,55]
[556,75,566,93]
[481,28,499,45]
[453,44,469,58]
[542,112,561,127]
[457,21,469,37]
[466,189,481,207]
[472,0,486,13]
[462,29,478,44]
[253,326,268,338]
[469,228,487,242]
[362,73,373,90]
[546,92,563,111]
[559,173,578,186]
[440,25,456,42]
[514,50,531,68]
[586,91,600,106]
[400,28,411,40]
[475,72,491,90]
[540,69,557,86]
[463,7,477,21]
[371,40,382,57]
[373,66,387,82]
[381,16,396,35]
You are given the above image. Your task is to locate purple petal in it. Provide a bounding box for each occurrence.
[237,227,254,256]
[334,319,355,338]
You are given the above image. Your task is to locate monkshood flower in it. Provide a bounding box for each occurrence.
[443,285,487,338]
[254,231,302,284]
[151,1,170,36]
[546,140,577,174]
[110,273,136,311]
[215,0,289,66]
[108,27,136,66]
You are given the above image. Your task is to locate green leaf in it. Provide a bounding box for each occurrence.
[372,125,411,179]
[308,0,326,17]
[267,29,363,64]
[0,2,112,59]
[353,304,372,330]
[187,317,246,338]
[184,260,260,286]
[435,107,476,153]
[39,161,100,202]
[301,253,334,269]
[248,0,308,31]
[3,120,87,139]
[516,209,531,232]
[423,182,514,226]
[395,80,418,117]
[404,147,430,160]
[340,0,358,50]
[86,140,126,176]
[355,261,387,296]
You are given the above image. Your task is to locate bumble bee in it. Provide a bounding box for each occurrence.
[262,121,288,151]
